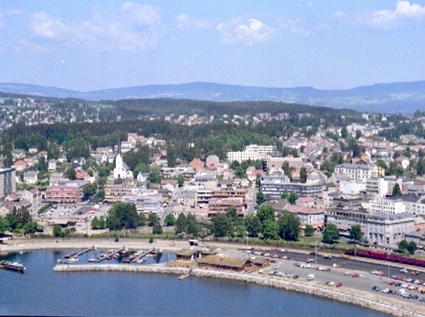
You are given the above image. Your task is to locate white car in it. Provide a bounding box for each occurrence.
[382,288,389,293]
[344,271,351,276]
[400,268,408,273]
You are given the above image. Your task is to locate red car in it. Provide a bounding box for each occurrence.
[336,283,342,287]
[389,281,395,285]
[352,273,359,278]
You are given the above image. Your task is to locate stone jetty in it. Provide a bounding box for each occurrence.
[54,264,423,317]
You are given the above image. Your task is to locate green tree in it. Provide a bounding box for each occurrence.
[91,216,99,230]
[407,241,417,255]
[261,219,279,240]
[175,213,187,234]
[0,217,9,233]
[399,239,408,251]
[245,215,261,237]
[349,224,363,242]
[341,127,348,138]
[83,183,97,200]
[355,130,362,139]
[152,222,163,234]
[211,213,231,237]
[106,202,139,232]
[148,171,161,184]
[288,191,299,205]
[177,174,185,187]
[256,192,266,205]
[304,224,315,237]
[186,213,200,237]
[53,224,64,237]
[300,167,308,183]
[277,210,300,241]
[138,213,146,227]
[322,223,340,244]
[392,183,402,196]
[22,221,37,234]
[164,213,176,226]
[235,166,246,179]
[98,216,106,229]
[257,205,275,223]
[6,213,18,230]
[65,166,76,180]
[148,212,159,226]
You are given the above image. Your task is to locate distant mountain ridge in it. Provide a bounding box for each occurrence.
[0,81,424,113]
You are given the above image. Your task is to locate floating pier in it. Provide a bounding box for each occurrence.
[0,261,26,274]
[95,247,125,263]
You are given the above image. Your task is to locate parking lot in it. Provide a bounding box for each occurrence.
[226,247,425,305]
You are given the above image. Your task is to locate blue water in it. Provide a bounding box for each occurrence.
[0,250,389,317]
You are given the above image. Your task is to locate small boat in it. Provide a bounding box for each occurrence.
[0,261,26,273]
[64,257,78,264]
[88,258,96,263]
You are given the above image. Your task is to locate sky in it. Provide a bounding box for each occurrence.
[0,0,424,91]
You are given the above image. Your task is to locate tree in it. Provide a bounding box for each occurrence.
[83,183,97,200]
[53,224,64,237]
[235,166,246,179]
[148,212,159,226]
[106,202,139,232]
[0,217,9,233]
[186,213,200,237]
[392,183,402,196]
[288,191,299,205]
[177,174,185,187]
[256,192,266,205]
[152,222,163,234]
[300,167,308,183]
[261,219,279,240]
[407,241,417,255]
[148,171,161,184]
[65,166,76,180]
[349,224,363,242]
[399,239,409,252]
[304,225,315,237]
[164,213,176,227]
[22,221,37,234]
[245,215,261,237]
[6,213,18,230]
[211,213,231,238]
[134,213,144,227]
[322,223,340,244]
[98,216,106,229]
[341,127,348,138]
[257,205,275,224]
[91,216,100,230]
[355,129,362,139]
[175,213,187,234]
[277,210,300,241]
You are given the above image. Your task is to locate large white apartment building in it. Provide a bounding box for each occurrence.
[362,198,406,214]
[227,144,277,163]
[340,179,366,195]
[334,161,378,180]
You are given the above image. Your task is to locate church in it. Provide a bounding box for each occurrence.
[113,145,133,179]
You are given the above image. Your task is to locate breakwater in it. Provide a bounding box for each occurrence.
[54,264,423,317]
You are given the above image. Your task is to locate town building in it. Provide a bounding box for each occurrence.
[0,167,16,199]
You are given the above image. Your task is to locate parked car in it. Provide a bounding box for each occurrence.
[336,283,342,287]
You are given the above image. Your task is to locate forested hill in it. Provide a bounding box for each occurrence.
[1,80,424,113]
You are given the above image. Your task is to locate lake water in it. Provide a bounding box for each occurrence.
[0,250,390,317]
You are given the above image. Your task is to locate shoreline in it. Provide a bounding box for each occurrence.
[54,264,423,317]
[3,238,425,317]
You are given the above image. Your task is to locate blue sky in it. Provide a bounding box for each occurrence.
[0,0,424,91]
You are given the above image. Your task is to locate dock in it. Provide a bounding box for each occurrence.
[95,247,125,263]
[74,247,95,258]
[131,248,155,263]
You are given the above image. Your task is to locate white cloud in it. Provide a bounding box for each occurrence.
[217,17,275,45]
[176,13,212,29]
[122,2,160,25]
[357,1,425,29]
[30,12,67,39]
[333,11,349,20]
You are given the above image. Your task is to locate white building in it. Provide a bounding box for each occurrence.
[365,178,389,197]
[121,189,163,214]
[227,144,277,163]
[340,179,366,195]
[365,212,414,245]
[362,198,406,214]
[113,148,132,180]
[334,161,378,180]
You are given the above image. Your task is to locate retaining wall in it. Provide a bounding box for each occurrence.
[53,264,423,317]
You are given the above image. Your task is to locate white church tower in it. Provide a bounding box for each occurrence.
[113,142,132,179]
